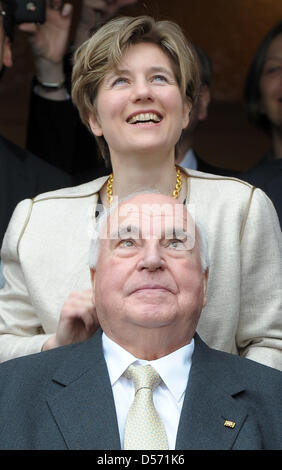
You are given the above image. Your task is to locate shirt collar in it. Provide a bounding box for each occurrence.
[179,148,198,170]
[102,332,194,402]
[102,333,138,385]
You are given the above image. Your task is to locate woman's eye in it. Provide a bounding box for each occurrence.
[265,66,282,75]
[152,75,168,83]
[112,77,128,86]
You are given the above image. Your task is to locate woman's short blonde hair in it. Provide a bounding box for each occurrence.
[72,15,200,165]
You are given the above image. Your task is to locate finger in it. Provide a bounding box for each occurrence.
[61,3,73,17]
[80,289,94,300]
[61,299,95,318]
[49,0,63,10]
[61,290,93,314]
[82,309,99,332]
[70,289,93,301]
[18,23,38,33]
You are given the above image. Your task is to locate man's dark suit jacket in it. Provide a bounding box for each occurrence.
[0,135,71,248]
[0,330,281,450]
[195,153,282,229]
[241,157,282,229]
[195,154,240,177]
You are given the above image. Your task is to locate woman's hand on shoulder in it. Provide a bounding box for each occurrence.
[42,289,99,351]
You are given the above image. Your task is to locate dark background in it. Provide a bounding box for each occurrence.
[1,0,282,171]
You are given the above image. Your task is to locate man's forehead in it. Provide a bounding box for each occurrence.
[101,200,195,240]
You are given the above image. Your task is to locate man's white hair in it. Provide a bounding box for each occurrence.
[89,192,209,272]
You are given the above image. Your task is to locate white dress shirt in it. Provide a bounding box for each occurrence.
[179,148,198,170]
[102,333,194,450]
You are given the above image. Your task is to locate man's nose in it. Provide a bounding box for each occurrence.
[137,242,165,271]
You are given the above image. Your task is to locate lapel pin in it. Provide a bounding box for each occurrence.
[224,420,236,428]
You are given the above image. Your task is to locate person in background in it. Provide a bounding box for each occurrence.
[0,0,70,253]
[24,0,136,183]
[176,45,213,171]
[242,21,282,228]
[176,45,241,176]
[0,192,281,450]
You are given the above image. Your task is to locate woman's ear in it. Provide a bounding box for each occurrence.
[182,98,192,130]
[3,36,13,68]
[89,113,103,137]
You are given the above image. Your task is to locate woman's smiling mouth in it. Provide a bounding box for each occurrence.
[127,111,163,124]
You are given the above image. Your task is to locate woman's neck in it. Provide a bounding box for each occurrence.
[100,151,187,205]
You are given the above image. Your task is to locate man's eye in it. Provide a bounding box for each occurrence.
[119,239,135,248]
[167,239,184,249]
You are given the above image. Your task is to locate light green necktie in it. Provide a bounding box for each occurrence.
[123,364,169,450]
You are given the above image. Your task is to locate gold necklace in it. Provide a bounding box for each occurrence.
[106,166,182,206]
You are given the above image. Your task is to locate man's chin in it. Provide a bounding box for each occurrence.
[127,309,176,329]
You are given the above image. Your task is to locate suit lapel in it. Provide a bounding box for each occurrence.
[176,335,248,450]
[47,331,121,450]
[46,332,251,450]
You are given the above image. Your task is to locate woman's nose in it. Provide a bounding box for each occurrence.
[131,79,154,102]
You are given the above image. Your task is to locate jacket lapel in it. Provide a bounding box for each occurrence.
[176,335,248,450]
[47,331,121,450]
[46,332,252,450]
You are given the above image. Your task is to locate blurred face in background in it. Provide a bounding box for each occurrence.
[0,1,12,73]
[260,33,282,131]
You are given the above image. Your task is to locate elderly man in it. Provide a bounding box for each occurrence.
[0,192,281,450]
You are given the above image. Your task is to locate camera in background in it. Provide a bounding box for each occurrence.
[15,0,46,24]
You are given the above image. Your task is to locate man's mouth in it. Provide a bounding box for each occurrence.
[127,112,162,124]
[130,284,175,294]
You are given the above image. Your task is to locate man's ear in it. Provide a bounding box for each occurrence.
[90,268,96,303]
[89,113,103,137]
[3,36,13,68]
[202,267,209,308]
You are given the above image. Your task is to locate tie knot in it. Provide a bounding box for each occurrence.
[124,364,161,392]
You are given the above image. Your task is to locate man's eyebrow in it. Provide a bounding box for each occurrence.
[108,224,193,241]
[110,225,140,240]
[164,228,190,240]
